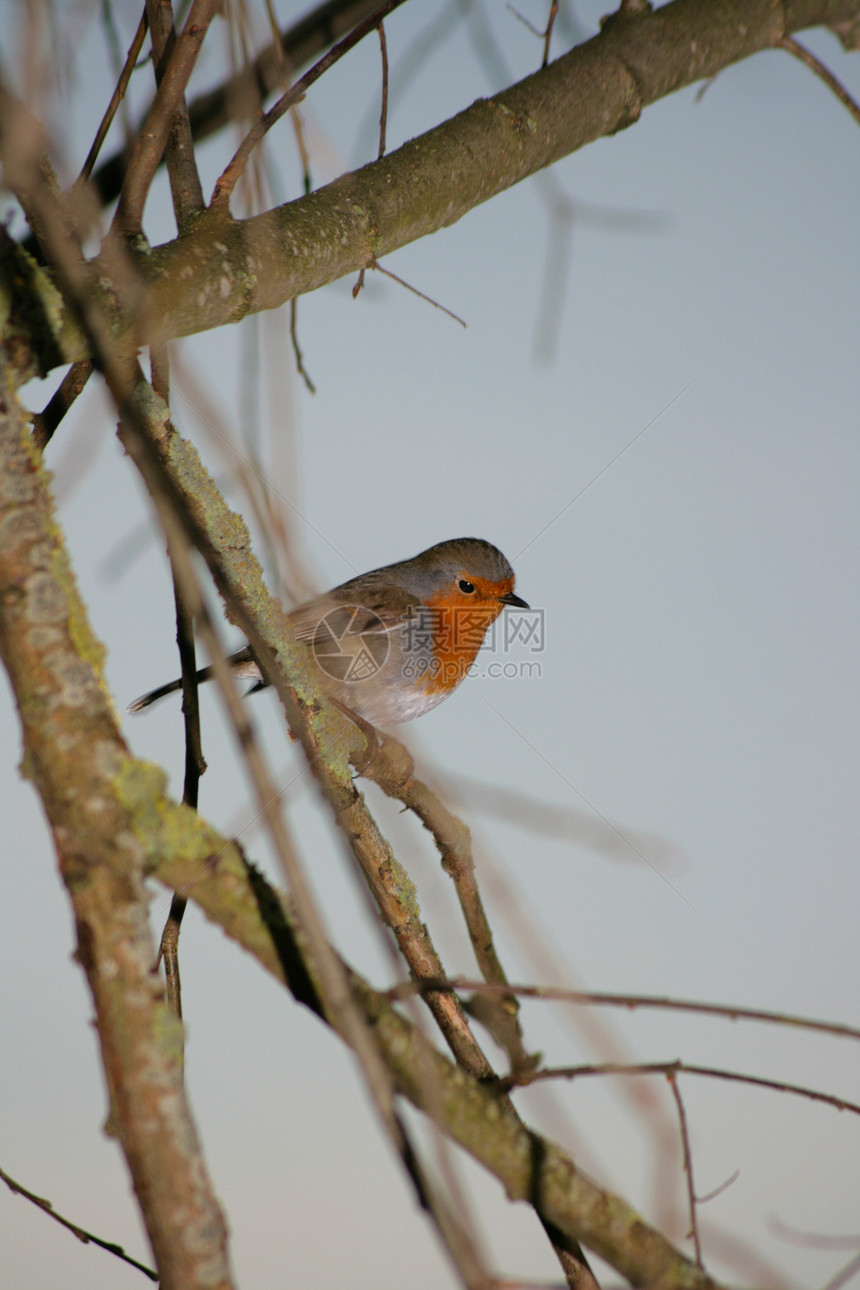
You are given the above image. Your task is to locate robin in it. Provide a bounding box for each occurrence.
[129,537,529,727]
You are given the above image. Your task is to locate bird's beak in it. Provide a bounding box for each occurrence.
[499,591,529,609]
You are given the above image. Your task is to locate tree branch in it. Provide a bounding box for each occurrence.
[0,361,235,1290]
[89,0,387,211]
[6,0,859,379]
[113,0,218,236]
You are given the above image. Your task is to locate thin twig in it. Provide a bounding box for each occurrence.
[542,3,558,68]
[0,1166,158,1280]
[85,0,386,214]
[667,1072,703,1267]
[31,360,93,452]
[369,260,467,326]
[114,0,218,236]
[76,11,149,188]
[210,0,409,208]
[778,35,860,127]
[386,976,860,1044]
[150,345,203,1024]
[290,298,316,392]
[377,21,389,158]
[368,742,535,1075]
[821,1251,860,1290]
[696,1170,740,1204]
[506,1060,860,1116]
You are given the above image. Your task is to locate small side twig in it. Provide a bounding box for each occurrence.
[377,21,389,159]
[31,359,94,452]
[0,1164,158,1280]
[542,2,558,67]
[290,298,316,392]
[508,0,559,60]
[145,0,206,232]
[76,11,149,188]
[385,976,860,1044]
[367,259,467,327]
[503,1059,860,1116]
[778,35,860,127]
[667,1071,703,1267]
[114,0,218,236]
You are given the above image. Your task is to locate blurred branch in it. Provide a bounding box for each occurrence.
[145,0,206,232]
[386,976,860,1043]
[89,0,386,210]
[76,11,149,189]
[114,0,218,236]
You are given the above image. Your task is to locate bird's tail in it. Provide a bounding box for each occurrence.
[128,663,219,713]
[128,646,257,713]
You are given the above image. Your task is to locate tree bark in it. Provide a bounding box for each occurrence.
[3,0,858,382]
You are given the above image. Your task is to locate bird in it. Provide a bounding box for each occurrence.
[129,537,529,727]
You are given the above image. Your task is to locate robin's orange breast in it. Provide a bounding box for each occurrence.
[418,586,508,696]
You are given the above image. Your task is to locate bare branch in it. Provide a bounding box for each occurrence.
[667,1072,703,1268]
[114,0,218,236]
[289,298,316,392]
[377,21,389,158]
[145,0,206,231]
[0,1165,157,1281]
[31,359,93,451]
[369,259,468,325]
[86,0,385,212]
[778,34,860,126]
[386,976,860,1044]
[76,11,149,188]
[508,1060,860,1116]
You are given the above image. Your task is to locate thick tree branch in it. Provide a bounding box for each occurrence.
[0,361,235,1290]
[4,0,858,381]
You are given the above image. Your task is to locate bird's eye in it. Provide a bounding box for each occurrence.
[458,579,476,594]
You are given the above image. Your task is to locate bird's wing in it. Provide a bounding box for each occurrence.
[289,586,422,644]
